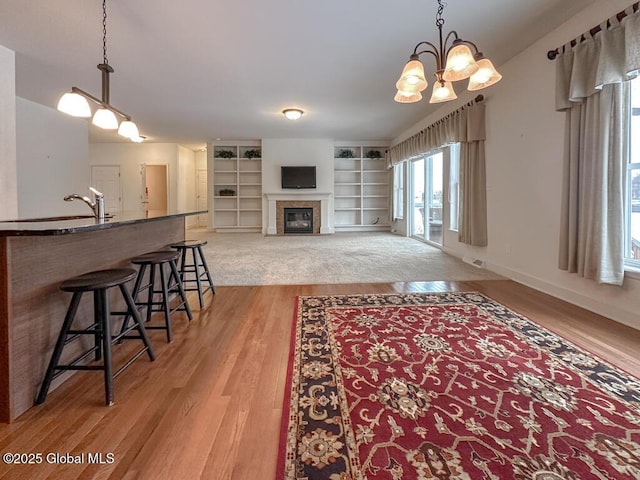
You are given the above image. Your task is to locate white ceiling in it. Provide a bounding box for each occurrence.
[0,0,596,149]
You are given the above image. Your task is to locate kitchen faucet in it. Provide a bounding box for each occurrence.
[64,187,105,220]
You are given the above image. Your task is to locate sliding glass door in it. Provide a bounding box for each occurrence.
[410,151,443,246]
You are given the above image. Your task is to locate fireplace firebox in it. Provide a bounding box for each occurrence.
[284,208,313,234]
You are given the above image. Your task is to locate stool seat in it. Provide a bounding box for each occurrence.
[131,251,180,265]
[169,239,207,249]
[61,268,137,292]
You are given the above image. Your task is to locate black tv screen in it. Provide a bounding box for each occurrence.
[281,166,316,189]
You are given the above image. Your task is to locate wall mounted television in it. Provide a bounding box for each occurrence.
[281,166,317,189]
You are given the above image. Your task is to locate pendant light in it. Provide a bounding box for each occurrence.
[394,0,502,104]
[57,0,143,142]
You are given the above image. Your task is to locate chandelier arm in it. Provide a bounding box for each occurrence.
[414,48,441,67]
[70,87,131,121]
[443,30,460,50]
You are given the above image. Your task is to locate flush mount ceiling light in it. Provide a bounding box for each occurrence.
[394,0,502,104]
[57,0,143,142]
[283,108,304,120]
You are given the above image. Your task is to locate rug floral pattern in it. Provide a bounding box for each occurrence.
[278,292,640,480]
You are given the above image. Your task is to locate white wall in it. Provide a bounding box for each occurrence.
[177,145,197,228]
[0,45,17,220]
[392,0,640,329]
[89,143,182,212]
[16,97,89,218]
[261,138,334,232]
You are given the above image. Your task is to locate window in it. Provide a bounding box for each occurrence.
[448,143,460,231]
[393,163,404,220]
[626,77,640,269]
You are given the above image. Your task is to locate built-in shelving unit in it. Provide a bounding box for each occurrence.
[333,145,390,231]
[212,143,262,232]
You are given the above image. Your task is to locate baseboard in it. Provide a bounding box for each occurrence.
[487,263,640,331]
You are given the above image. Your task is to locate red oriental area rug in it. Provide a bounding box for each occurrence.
[276,292,640,480]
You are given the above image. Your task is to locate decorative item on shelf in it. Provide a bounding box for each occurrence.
[365,150,382,159]
[56,0,143,142]
[215,150,234,158]
[219,188,236,196]
[394,0,502,104]
[244,149,261,159]
[337,149,355,158]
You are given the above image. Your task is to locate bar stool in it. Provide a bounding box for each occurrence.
[36,268,156,407]
[170,240,215,308]
[123,250,193,342]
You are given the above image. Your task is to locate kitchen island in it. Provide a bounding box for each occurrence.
[0,210,204,422]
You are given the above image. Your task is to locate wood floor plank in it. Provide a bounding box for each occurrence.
[1,280,639,480]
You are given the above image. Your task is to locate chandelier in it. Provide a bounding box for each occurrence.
[57,0,143,142]
[394,0,502,104]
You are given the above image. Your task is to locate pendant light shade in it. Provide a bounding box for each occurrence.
[92,108,119,129]
[57,92,92,117]
[394,90,423,103]
[396,58,428,93]
[118,120,140,139]
[442,43,479,81]
[394,0,501,104]
[429,80,457,103]
[468,57,502,91]
[283,108,304,120]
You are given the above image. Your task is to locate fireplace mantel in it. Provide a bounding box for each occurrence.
[264,192,333,235]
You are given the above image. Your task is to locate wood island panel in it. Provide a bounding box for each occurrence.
[0,216,185,422]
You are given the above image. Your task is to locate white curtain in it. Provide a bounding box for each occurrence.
[556,8,640,285]
[387,100,487,246]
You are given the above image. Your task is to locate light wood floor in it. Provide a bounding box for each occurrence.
[1,280,640,480]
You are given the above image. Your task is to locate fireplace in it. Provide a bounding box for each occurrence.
[284,208,313,234]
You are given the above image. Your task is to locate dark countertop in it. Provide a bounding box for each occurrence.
[0,209,206,236]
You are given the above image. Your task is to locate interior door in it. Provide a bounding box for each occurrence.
[91,165,121,214]
[196,169,208,227]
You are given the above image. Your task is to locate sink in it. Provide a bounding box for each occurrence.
[14,215,98,223]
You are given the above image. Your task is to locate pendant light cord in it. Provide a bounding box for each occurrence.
[102,0,109,65]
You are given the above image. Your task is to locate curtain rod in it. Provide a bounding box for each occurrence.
[547,2,639,60]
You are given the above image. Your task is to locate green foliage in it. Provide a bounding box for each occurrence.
[215,150,234,158]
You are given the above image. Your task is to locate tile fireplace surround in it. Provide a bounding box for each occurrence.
[265,192,333,235]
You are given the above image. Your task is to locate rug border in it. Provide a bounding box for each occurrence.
[275,296,303,480]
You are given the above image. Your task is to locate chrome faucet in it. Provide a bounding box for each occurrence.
[64,187,105,220]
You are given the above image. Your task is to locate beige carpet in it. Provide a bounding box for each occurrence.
[188,231,503,286]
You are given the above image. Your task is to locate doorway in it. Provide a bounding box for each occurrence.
[409,151,443,246]
[141,164,168,213]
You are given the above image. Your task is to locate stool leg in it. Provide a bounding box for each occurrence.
[146,264,156,323]
[36,292,83,405]
[178,248,187,283]
[169,259,193,321]
[95,288,114,406]
[119,284,155,361]
[119,263,147,338]
[159,263,173,342]
[197,246,216,295]
[192,247,204,308]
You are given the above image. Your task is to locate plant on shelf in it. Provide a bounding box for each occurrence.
[244,149,261,159]
[215,149,234,158]
[365,150,382,159]
[219,188,236,196]
[337,149,354,158]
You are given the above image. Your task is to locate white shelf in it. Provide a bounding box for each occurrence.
[334,144,390,230]
[213,143,262,231]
